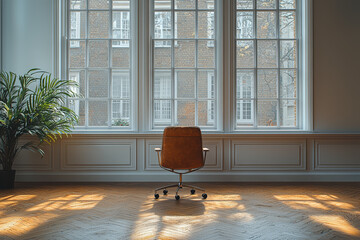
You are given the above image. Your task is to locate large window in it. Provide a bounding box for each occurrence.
[152,0,217,129]
[65,0,307,132]
[67,0,134,128]
[236,0,298,129]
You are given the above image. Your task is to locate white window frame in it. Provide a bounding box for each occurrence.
[232,0,310,131]
[149,0,222,131]
[60,0,311,133]
[64,0,138,132]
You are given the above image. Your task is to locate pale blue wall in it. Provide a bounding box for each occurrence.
[1,0,54,74]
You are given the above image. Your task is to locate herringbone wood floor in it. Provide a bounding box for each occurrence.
[0,183,359,240]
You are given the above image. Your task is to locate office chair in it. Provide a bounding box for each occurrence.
[154,126,209,200]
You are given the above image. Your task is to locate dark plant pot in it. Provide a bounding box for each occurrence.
[0,170,16,189]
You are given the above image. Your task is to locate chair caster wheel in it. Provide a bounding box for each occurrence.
[202,193,207,199]
[191,189,196,194]
[163,189,168,195]
[175,195,180,200]
[154,193,159,199]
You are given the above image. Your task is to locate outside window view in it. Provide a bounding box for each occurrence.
[152,0,216,128]
[68,0,132,128]
[67,0,299,130]
[236,0,298,128]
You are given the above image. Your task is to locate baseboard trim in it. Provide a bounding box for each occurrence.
[15,171,360,182]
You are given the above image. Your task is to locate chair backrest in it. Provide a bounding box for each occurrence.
[161,127,204,170]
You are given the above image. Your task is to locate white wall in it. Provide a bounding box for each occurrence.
[1,0,360,182]
[313,0,360,133]
[1,0,54,74]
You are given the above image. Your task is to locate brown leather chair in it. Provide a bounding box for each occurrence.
[154,127,209,200]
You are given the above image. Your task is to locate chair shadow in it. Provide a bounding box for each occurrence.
[152,199,205,216]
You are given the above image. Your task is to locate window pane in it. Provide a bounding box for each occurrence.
[257,11,276,39]
[198,40,215,68]
[236,100,254,127]
[88,11,109,38]
[69,40,86,68]
[154,12,172,39]
[280,11,296,39]
[280,69,296,98]
[88,40,109,68]
[257,40,278,68]
[112,41,130,68]
[88,70,109,98]
[112,100,130,126]
[154,41,172,68]
[198,0,214,9]
[280,100,296,127]
[176,101,195,126]
[175,70,196,98]
[236,40,255,68]
[237,70,254,99]
[70,11,86,39]
[257,0,276,9]
[175,12,196,38]
[198,11,214,39]
[69,100,86,126]
[257,69,278,98]
[174,40,196,68]
[237,12,254,39]
[280,0,296,9]
[89,0,108,9]
[237,0,254,9]
[154,100,172,126]
[280,40,297,68]
[89,101,108,126]
[198,70,215,99]
[154,70,172,99]
[175,0,195,9]
[69,70,86,97]
[112,71,130,98]
[198,100,215,126]
[257,101,278,127]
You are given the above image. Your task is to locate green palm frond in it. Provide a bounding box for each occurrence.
[0,69,80,170]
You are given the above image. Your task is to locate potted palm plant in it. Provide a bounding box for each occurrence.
[0,69,79,189]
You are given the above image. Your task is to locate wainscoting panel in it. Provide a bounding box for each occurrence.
[13,134,360,182]
[314,139,360,170]
[145,139,162,170]
[201,139,223,171]
[60,139,136,170]
[231,139,306,170]
[13,142,53,170]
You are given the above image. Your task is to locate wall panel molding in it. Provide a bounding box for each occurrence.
[13,141,53,171]
[231,139,306,171]
[314,139,360,170]
[60,138,136,170]
[12,134,360,182]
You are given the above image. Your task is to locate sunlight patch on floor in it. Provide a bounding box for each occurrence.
[310,215,360,237]
[0,213,58,237]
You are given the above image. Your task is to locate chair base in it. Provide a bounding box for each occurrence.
[154,173,207,200]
